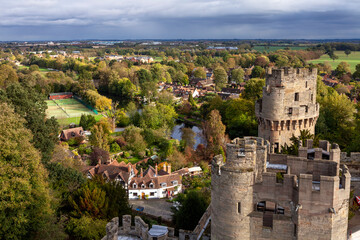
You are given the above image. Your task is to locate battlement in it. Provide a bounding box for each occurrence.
[266,67,317,86]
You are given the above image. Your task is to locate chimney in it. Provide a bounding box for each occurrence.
[128,165,131,173]
[140,168,143,178]
[155,163,158,176]
[167,164,172,174]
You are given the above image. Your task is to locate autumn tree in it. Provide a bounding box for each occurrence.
[0,64,18,88]
[203,109,226,158]
[193,67,206,79]
[335,62,351,77]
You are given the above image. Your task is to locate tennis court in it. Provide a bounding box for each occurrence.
[46,98,97,119]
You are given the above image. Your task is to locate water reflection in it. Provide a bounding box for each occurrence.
[171,123,206,149]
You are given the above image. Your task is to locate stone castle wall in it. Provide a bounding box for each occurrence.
[255,68,319,151]
[211,137,350,240]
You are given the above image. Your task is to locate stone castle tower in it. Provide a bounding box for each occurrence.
[211,137,350,240]
[255,68,319,152]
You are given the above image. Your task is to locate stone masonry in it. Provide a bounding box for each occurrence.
[255,67,319,152]
[211,137,351,240]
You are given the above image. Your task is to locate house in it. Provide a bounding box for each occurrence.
[83,161,182,199]
[60,127,85,141]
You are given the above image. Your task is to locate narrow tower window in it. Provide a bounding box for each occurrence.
[238,202,241,214]
[294,92,299,101]
[288,108,293,115]
[305,81,308,88]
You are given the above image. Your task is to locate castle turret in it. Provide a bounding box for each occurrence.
[255,68,319,152]
[211,137,268,240]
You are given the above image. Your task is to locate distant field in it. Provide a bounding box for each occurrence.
[253,46,309,52]
[154,57,163,62]
[308,51,360,73]
[46,98,100,126]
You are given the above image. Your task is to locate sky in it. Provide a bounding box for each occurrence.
[1,0,360,41]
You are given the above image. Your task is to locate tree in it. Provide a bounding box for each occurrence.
[3,83,59,162]
[193,67,206,79]
[353,64,360,79]
[168,149,188,170]
[254,56,269,67]
[65,216,106,240]
[231,68,245,84]
[68,184,108,219]
[203,110,226,157]
[29,64,40,72]
[316,90,355,149]
[242,78,265,102]
[182,127,196,149]
[90,147,110,165]
[79,114,96,130]
[335,62,351,77]
[345,49,351,57]
[213,67,228,91]
[89,123,110,151]
[251,66,265,78]
[0,64,18,88]
[124,126,147,156]
[172,191,209,231]
[0,102,51,239]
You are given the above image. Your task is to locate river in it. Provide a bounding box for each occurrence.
[171,123,206,149]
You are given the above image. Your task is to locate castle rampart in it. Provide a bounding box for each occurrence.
[211,138,350,240]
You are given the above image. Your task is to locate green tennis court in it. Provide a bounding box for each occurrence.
[46,98,97,119]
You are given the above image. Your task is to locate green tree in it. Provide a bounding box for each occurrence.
[231,68,245,84]
[89,123,110,151]
[172,191,209,231]
[0,102,51,239]
[242,78,265,102]
[345,49,351,57]
[353,64,360,79]
[79,114,96,130]
[124,126,147,156]
[3,83,59,162]
[65,216,106,240]
[251,66,265,78]
[213,67,228,91]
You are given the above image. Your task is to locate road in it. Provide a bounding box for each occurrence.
[130,199,173,222]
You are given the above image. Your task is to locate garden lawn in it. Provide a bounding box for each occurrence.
[308,51,360,73]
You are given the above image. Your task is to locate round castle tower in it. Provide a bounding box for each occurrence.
[211,137,268,240]
[255,67,319,152]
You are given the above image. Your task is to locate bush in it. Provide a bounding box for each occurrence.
[110,142,121,153]
[65,216,106,240]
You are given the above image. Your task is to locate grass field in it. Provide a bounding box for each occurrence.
[308,51,360,73]
[46,98,101,126]
[253,46,309,52]
[18,65,53,72]
[57,115,103,126]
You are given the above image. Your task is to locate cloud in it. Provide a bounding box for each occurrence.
[0,0,359,40]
